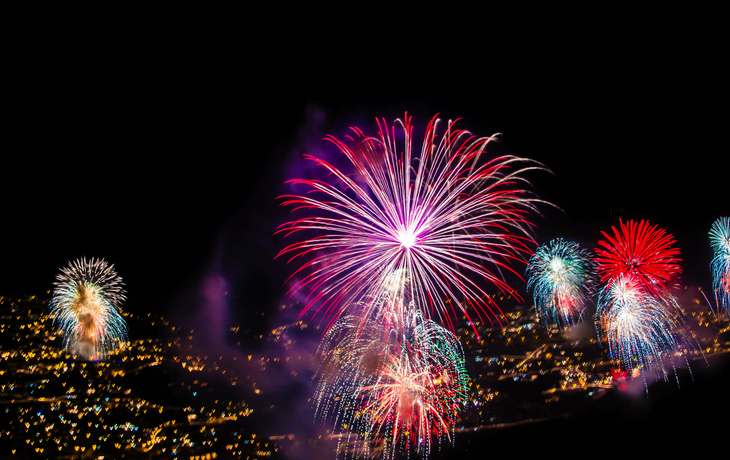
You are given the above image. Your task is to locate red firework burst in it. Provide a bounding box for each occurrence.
[595,219,682,295]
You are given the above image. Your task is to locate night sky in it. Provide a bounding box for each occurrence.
[3,20,728,455]
[5,28,725,313]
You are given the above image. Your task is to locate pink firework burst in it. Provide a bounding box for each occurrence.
[276,113,549,330]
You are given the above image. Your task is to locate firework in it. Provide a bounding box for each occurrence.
[313,294,469,459]
[277,113,548,330]
[595,219,682,296]
[525,238,597,330]
[50,257,127,360]
[609,367,629,390]
[595,275,694,381]
[709,217,730,314]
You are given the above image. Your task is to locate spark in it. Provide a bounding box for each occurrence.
[595,219,682,296]
[277,113,550,330]
[525,238,597,330]
[313,293,468,459]
[709,217,730,315]
[50,257,127,360]
[595,276,696,384]
[594,221,699,387]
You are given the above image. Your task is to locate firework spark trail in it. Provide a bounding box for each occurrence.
[359,348,463,458]
[595,275,692,380]
[313,293,469,459]
[709,217,730,314]
[525,239,597,330]
[50,257,127,359]
[277,113,550,330]
[594,221,701,383]
[595,218,682,296]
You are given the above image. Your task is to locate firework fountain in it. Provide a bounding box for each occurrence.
[50,257,127,360]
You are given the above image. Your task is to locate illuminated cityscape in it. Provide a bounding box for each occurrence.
[4,22,727,460]
[2,285,727,459]
[0,294,271,459]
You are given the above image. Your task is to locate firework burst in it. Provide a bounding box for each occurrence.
[593,220,701,385]
[709,217,730,314]
[595,219,682,296]
[50,257,127,360]
[277,113,549,330]
[313,293,469,459]
[595,275,693,381]
[525,238,597,330]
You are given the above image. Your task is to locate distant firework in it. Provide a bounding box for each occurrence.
[277,113,550,330]
[595,275,694,381]
[595,219,682,295]
[609,367,630,390]
[709,217,730,314]
[313,294,469,459]
[525,239,597,330]
[50,257,127,360]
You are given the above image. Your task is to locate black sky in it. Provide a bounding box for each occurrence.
[0,15,728,458]
[3,19,727,325]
